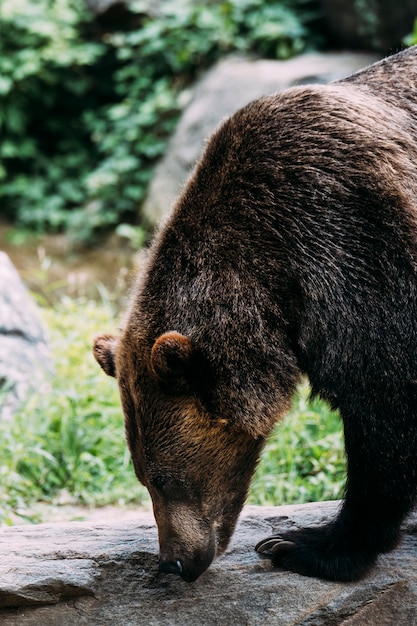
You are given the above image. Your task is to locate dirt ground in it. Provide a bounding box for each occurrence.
[29,502,154,525]
[0,222,140,303]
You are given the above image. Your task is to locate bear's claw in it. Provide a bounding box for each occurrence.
[255,535,296,556]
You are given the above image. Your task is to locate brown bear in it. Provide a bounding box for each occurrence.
[94,45,417,584]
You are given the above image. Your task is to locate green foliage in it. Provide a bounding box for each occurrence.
[1,0,320,242]
[404,17,417,46]
[0,293,345,524]
[0,0,106,235]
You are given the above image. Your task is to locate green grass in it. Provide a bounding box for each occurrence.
[0,296,147,525]
[0,295,346,525]
[249,381,345,505]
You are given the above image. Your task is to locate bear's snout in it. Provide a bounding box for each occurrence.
[154,499,220,582]
[158,531,217,583]
[158,541,216,582]
[158,558,184,576]
[158,555,206,582]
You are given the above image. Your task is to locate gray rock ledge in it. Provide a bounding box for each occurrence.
[0,252,50,420]
[1,501,417,625]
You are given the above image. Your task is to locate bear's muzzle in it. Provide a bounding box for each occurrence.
[158,542,216,582]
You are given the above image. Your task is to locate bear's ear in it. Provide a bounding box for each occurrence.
[93,334,119,378]
[150,331,193,393]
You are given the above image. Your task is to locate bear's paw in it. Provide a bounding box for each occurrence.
[255,525,377,582]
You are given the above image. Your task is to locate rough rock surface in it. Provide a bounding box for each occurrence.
[142,52,379,226]
[2,501,417,625]
[0,252,50,420]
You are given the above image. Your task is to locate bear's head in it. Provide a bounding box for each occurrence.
[93,330,266,582]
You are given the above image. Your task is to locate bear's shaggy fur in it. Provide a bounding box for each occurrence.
[94,46,417,583]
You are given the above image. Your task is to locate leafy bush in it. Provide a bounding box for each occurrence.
[404,17,417,46]
[1,0,320,242]
[0,0,106,234]
[0,291,344,525]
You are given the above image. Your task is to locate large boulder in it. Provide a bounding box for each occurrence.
[142,51,379,226]
[1,501,417,624]
[0,252,50,420]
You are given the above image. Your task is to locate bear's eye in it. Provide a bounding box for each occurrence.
[152,475,189,501]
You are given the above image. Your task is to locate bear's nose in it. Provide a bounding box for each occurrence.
[158,557,204,583]
[158,558,183,576]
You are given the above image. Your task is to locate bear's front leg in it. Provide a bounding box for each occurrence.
[255,511,400,582]
[256,389,417,582]
[256,466,404,582]
[256,497,403,581]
